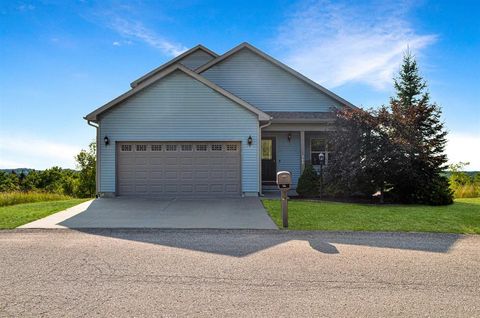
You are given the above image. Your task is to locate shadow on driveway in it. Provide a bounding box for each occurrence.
[71,228,462,257]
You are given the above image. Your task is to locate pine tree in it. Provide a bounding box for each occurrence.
[390,51,452,204]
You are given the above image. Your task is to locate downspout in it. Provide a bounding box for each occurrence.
[87,120,100,197]
[258,119,272,196]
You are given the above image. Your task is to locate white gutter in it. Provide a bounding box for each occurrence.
[87,120,100,197]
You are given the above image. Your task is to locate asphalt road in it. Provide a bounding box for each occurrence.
[0,229,479,317]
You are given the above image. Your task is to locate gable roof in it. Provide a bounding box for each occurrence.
[196,42,357,109]
[130,44,218,88]
[84,64,271,122]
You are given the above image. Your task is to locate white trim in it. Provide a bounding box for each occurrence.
[196,42,358,109]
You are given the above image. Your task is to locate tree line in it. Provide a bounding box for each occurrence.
[0,142,96,198]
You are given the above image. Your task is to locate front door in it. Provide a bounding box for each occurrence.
[261,138,276,184]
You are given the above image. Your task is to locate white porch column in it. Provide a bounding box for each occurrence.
[300,130,305,172]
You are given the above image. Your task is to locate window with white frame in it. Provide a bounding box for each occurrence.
[310,138,333,165]
[136,144,147,152]
[181,144,193,152]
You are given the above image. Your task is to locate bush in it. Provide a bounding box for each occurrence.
[0,192,72,207]
[453,184,479,198]
[296,165,319,197]
[422,176,454,205]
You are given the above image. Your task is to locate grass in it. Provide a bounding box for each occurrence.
[263,198,480,234]
[0,199,90,229]
[0,191,73,207]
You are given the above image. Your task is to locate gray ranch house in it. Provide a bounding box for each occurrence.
[85,42,356,198]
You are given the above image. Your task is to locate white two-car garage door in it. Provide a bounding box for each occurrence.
[117,142,241,198]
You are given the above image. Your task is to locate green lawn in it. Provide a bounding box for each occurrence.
[0,199,90,229]
[263,198,480,234]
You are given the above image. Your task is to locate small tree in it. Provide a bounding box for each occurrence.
[75,142,96,198]
[0,171,19,192]
[296,165,319,197]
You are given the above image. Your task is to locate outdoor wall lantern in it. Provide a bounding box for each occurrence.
[247,135,253,146]
[104,136,110,146]
[287,132,292,142]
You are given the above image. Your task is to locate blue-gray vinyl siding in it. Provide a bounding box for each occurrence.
[263,131,301,188]
[179,50,215,70]
[98,70,259,194]
[202,48,343,112]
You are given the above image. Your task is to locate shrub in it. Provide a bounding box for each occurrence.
[296,165,319,197]
[0,191,72,207]
[422,176,454,205]
[453,184,479,198]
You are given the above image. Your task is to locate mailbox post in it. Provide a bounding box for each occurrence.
[276,171,292,228]
[318,153,325,199]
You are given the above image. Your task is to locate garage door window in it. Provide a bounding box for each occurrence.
[136,144,147,152]
[196,144,207,152]
[226,144,238,152]
[166,144,177,152]
[151,145,162,151]
[121,144,132,152]
[181,144,193,152]
[211,144,223,151]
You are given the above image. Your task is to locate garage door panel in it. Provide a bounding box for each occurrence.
[195,184,209,192]
[210,170,224,179]
[225,184,239,193]
[151,171,163,179]
[118,142,241,197]
[225,170,238,179]
[165,184,178,193]
[150,185,163,193]
[195,171,209,179]
[150,157,165,165]
[181,171,193,179]
[180,184,194,192]
[210,184,223,192]
[135,171,148,179]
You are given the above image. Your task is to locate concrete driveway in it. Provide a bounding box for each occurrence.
[19,197,277,229]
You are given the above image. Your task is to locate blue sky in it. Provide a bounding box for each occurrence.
[1,0,479,169]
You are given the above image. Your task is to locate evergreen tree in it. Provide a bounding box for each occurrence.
[390,51,452,204]
[296,165,320,197]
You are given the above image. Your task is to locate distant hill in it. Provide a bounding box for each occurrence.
[1,168,79,175]
[443,171,479,178]
[0,168,35,175]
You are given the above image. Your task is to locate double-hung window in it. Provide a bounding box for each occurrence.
[310,139,333,165]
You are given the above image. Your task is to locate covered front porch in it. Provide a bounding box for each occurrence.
[260,121,334,192]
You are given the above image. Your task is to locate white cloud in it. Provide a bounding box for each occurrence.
[446,133,480,171]
[275,0,436,89]
[112,41,121,46]
[107,17,186,56]
[0,134,83,170]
